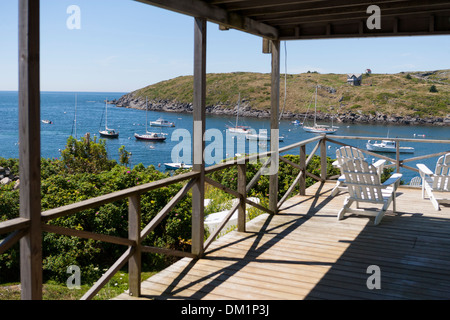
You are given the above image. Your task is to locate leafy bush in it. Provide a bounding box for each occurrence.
[1,136,340,285]
[0,136,192,284]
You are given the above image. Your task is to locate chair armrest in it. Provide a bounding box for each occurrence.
[332,160,339,167]
[417,164,433,176]
[382,173,402,187]
[373,159,386,168]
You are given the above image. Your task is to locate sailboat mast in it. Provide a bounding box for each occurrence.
[314,86,317,126]
[236,93,240,128]
[105,98,108,129]
[145,97,148,133]
[75,93,77,138]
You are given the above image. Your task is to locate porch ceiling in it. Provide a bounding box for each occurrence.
[137,0,450,40]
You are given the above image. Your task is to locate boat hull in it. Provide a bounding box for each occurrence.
[134,133,166,141]
[302,126,338,134]
[366,142,414,153]
[99,130,119,138]
[164,163,192,170]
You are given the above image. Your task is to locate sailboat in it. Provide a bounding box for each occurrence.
[134,98,167,141]
[99,99,119,138]
[226,93,252,134]
[302,86,338,134]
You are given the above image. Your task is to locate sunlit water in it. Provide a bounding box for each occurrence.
[0,91,448,183]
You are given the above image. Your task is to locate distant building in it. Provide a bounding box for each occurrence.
[347,73,362,86]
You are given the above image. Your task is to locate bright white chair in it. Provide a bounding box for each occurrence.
[337,158,402,225]
[331,146,386,196]
[417,154,450,210]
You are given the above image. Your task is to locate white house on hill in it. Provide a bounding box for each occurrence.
[347,73,362,86]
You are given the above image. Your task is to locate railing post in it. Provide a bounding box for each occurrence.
[237,163,246,232]
[19,0,42,300]
[269,39,280,214]
[396,140,401,173]
[128,194,141,297]
[320,135,327,181]
[192,17,206,257]
[299,145,306,195]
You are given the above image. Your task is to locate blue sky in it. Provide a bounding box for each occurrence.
[1,0,449,92]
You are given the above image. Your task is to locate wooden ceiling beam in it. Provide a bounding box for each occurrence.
[258,4,450,26]
[236,0,410,17]
[136,0,278,39]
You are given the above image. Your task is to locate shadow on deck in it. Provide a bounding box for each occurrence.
[114,182,450,300]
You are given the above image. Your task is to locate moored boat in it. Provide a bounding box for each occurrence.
[99,99,119,138]
[150,118,175,127]
[134,132,166,141]
[164,162,193,170]
[366,140,415,153]
[99,128,119,138]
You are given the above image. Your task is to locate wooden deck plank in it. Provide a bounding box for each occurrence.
[115,182,450,300]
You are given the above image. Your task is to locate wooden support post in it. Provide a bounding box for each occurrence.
[18,0,42,300]
[237,163,246,232]
[299,145,306,195]
[320,136,327,181]
[192,17,206,257]
[396,141,400,173]
[269,40,280,214]
[128,195,141,297]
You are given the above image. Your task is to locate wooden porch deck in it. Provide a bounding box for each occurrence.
[114,181,450,300]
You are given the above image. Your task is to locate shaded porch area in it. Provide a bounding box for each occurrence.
[114,181,450,300]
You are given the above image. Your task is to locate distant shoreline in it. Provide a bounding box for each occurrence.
[112,94,450,127]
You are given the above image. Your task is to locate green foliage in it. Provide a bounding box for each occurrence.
[0,137,192,284]
[429,85,438,93]
[208,154,340,201]
[60,135,116,174]
[118,145,132,166]
[0,135,339,286]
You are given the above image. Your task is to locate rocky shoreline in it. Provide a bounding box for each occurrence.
[112,93,450,127]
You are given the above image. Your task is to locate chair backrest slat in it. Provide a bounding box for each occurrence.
[433,154,450,191]
[342,158,384,202]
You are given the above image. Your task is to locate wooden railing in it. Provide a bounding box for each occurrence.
[1,134,449,299]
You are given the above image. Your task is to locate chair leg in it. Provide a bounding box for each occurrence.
[331,181,341,196]
[430,195,441,211]
[374,209,385,226]
[374,200,390,225]
[338,198,353,221]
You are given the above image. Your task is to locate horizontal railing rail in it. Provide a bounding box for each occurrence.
[326,136,450,174]
[1,134,449,299]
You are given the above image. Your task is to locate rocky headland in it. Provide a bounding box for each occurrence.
[112,92,450,126]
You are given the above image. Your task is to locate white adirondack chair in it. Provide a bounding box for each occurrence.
[416,153,450,210]
[331,146,386,196]
[337,158,402,225]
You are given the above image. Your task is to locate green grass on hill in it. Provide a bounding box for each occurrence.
[132,70,450,118]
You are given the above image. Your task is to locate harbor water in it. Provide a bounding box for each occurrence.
[0,91,448,184]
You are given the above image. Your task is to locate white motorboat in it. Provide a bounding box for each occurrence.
[164,162,192,170]
[150,118,175,127]
[134,132,166,141]
[366,140,415,153]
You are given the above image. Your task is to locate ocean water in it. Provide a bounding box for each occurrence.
[0,91,448,183]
